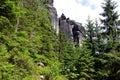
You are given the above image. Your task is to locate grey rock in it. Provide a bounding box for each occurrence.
[59,15,73,41]
[37,62,45,67]
[48,0,53,6]
[46,1,59,34]
[59,14,85,46]
[46,0,85,46]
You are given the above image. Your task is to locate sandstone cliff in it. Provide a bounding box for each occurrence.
[46,0,59,34]
[46,0,85,46]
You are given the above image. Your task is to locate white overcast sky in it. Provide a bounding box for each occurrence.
[54,0,120,25]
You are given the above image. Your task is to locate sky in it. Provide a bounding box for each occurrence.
[54,0,120,25]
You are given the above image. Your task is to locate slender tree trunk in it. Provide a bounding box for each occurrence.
[15,1,20,33]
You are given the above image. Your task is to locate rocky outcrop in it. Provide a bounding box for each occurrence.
[46,0,85,46]
[59,14,85,46]
[46,0,59,34]
[59,14,73,41]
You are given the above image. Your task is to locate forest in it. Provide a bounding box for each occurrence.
[0,0,120,80]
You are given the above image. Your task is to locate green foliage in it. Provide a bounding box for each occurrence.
[100,0,120,52]
[0,32,38,80]
[85,18,103,55]
[0,0,20,23]
[85,18,96,54]
[60,41,95,80]
[0,0,120,80]
[53,75,68,80]
[84,1,120,79]
[104,52,120,80]
[0,0,64,80]
[74,44,95,80]
[0,16,14,36]
[94,52,120,80]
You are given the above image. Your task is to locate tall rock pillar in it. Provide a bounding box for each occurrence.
[46,0,59,34]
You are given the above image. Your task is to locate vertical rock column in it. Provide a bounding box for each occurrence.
[46,0,59,34]
[59,14,85,46]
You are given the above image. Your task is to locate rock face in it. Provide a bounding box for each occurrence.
[46,0,85,46]
[59,14,73,41]
[46,0,59,34]
[48,0,53,6]
[59,14,85,46]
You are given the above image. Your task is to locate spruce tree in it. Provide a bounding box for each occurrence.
[96,1,120,79]
[85,17,102,55]
[100,0,119,52]
[0,0,66,79]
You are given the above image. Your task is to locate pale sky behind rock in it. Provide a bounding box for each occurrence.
[54,0,120,25]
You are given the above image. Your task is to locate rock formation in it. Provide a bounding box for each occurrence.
[46,0,59,34]
[46,0,85,46]
[59,14,72,41]
[59,14,85,46]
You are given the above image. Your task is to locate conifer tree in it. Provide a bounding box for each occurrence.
[85,18,102,55]
[0,0,66,80]
[100,0,119,52]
